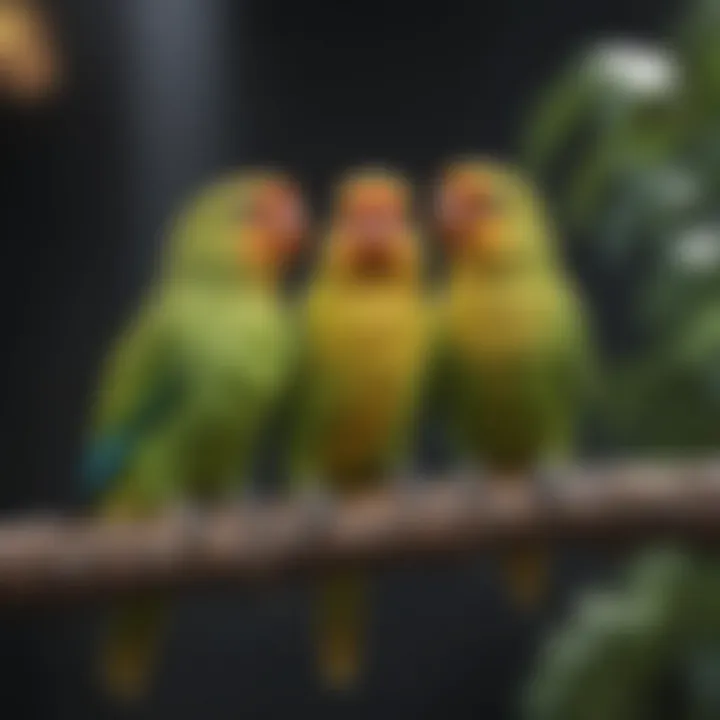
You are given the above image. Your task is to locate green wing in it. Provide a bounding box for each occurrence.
[81,294,177,503]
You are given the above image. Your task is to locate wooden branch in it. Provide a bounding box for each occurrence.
[1,460,720,608]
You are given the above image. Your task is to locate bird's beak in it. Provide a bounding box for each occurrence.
[350,219,398,273]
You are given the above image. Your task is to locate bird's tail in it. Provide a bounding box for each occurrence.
[315,571,369,691]
[99,597,167,703]
[500,546,551,610]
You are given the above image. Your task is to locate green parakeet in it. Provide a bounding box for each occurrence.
[82,170,305,701]
[434,159,594,608]
[289,168,433,689]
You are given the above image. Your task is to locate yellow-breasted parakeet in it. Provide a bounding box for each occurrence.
[289,167,433,689]
[434,159,594,608]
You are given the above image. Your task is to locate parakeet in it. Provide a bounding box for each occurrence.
[82,169,305,701]
[289,167,432,690]
[434,159,593,608]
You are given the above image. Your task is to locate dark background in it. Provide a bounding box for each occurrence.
[2,0,677,718]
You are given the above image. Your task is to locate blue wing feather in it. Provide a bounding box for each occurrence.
[79,369,184,502]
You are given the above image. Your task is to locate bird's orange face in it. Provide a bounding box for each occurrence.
[437,166,511,260]
[331,177,417,279]
[239,176,307,277]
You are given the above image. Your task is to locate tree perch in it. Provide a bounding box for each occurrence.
[1,460,720,608]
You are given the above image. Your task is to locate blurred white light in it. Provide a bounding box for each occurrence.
[586,40,682,98]
[672,225,720,270]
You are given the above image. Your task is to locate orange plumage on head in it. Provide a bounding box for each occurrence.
[323,167,420,281]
